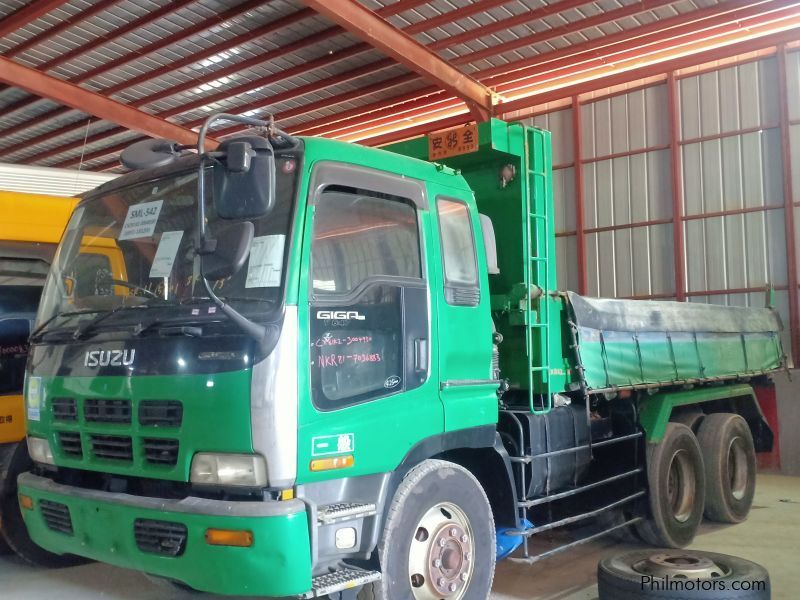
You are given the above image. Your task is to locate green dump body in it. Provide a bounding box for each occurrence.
[569,293,784,391]
[390,119,785,399]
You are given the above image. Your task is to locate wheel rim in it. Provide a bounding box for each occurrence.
[667,449,696,523]
[632,552,731,580]
[727,436,748,501]
[407,502,474,600]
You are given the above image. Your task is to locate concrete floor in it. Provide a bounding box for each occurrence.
[1,474,798,599]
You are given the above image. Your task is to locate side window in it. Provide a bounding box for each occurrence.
[311,186,420,293]
[437,197,479,306]
[310,184,424,410]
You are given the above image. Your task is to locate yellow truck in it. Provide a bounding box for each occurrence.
[0,191,82,565]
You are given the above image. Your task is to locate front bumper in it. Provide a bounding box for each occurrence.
[18,472,312,597]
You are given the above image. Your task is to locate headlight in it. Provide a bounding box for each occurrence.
[190,453,267,487]
[27,437,55,465]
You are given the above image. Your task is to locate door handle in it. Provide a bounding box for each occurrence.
[414,338,428,373]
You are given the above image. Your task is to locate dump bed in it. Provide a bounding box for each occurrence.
[569,293,784,391]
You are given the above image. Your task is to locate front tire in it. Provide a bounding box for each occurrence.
[362,459,495,600]
[696,413,756,523]
[636,423,705,548]
[0,443,88,567]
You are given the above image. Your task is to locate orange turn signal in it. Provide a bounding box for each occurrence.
[310,455,354,472]
[280,488,295,500]
[19,494,33,510]
[204,528,254,547]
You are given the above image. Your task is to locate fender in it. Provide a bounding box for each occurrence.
[639,383,773,451]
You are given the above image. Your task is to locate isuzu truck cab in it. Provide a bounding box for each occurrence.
[17,116,782,599]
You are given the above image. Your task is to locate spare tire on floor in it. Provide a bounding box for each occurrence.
[597,549,770,600]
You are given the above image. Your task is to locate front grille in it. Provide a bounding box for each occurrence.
[143,438,179,466]
[40,500,73,535]
[134,519,187,556]
[85,399,131,424]
[51,397,77,421]
[90,434,133,461]
[58,431,83,457]
[139,400,183,427]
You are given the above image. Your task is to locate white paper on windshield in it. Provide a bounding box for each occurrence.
[119,200,163,240]
[149,230,183,278]
[245,234,285,288]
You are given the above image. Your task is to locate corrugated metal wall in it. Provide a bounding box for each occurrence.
[524,49,799,361]
[0,162,116,196]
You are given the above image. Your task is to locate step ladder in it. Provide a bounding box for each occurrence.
[300,568,381,599]
[523,128,552,415]
[317,502,377,525]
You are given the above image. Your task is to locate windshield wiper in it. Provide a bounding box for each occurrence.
[133,318,204,338]
[30,309,100,343]
[72,305,152,340]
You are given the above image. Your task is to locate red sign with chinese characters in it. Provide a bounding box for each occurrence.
[428,123,478,160]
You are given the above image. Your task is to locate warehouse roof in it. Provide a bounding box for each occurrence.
[0,0,797,173]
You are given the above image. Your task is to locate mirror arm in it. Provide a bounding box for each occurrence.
[194,112,285,353]
[202,277,269,352]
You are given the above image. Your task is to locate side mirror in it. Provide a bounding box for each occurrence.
[201,221,254,281]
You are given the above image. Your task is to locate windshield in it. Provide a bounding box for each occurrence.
[36,155,299,336]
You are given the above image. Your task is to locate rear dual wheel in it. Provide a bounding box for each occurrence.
[636,423,705,548]
[637,413,758,548]
[696,413,756,523]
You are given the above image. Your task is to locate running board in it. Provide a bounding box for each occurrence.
[317,502,377,525]
[509,517,643,564]
[299,568,381,599]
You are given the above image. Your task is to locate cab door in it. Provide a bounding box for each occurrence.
[428,187,496,432]
[297,162,442,481]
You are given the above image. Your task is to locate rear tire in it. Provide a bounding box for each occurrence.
[696,413,756,523]
[360,459,495,600]
[635,423,705,548]
[670,409,705,433]
[0,443,88,567]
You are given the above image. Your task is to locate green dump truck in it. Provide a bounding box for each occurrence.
[16,116,782,599]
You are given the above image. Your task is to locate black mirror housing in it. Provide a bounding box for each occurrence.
[226,141,255,173]
[201,220,255,281]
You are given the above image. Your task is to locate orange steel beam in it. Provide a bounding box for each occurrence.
[0,56,215,148]
[308,1,800,141]
[357,26,800,148]
[62,1,798,170]
[287,0,773,140]
[299,0,495,121]
[43,0,604,162]
[0,0,432,157]
[0,0,67,38]
[236,0,746,139]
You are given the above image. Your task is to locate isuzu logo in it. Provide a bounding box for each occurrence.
[316,310,365,321]
[84,349,135,368]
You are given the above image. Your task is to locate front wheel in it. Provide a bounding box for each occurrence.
[361,459,496,600]
[1,443,89,567]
